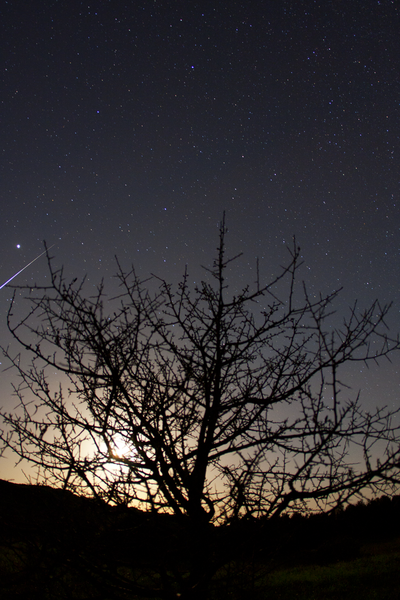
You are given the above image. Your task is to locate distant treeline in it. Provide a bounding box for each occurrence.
[230,495,400,567]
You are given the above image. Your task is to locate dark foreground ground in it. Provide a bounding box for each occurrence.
[0,478,399,599]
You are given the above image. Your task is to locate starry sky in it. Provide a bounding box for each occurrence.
[1,1,399,480]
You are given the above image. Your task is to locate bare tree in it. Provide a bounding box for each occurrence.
[1,218,400,597]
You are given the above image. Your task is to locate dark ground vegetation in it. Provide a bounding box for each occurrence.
[0,479,399,599]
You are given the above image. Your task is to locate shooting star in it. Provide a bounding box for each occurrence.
[0,245,55,290]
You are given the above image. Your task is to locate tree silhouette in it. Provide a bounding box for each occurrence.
[1,217,400,598]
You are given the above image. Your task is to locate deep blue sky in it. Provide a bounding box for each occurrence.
[1,0,399,480]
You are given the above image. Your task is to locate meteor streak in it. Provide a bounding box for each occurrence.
[0,245,55,290]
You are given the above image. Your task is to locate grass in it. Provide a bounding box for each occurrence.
[1,538,400,599]
[265,555,399,599]
[215,540,400,600]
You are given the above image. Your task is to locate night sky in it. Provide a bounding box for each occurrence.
[1,1,399,481]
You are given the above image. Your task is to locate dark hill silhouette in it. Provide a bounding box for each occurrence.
[0,479,182,599]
